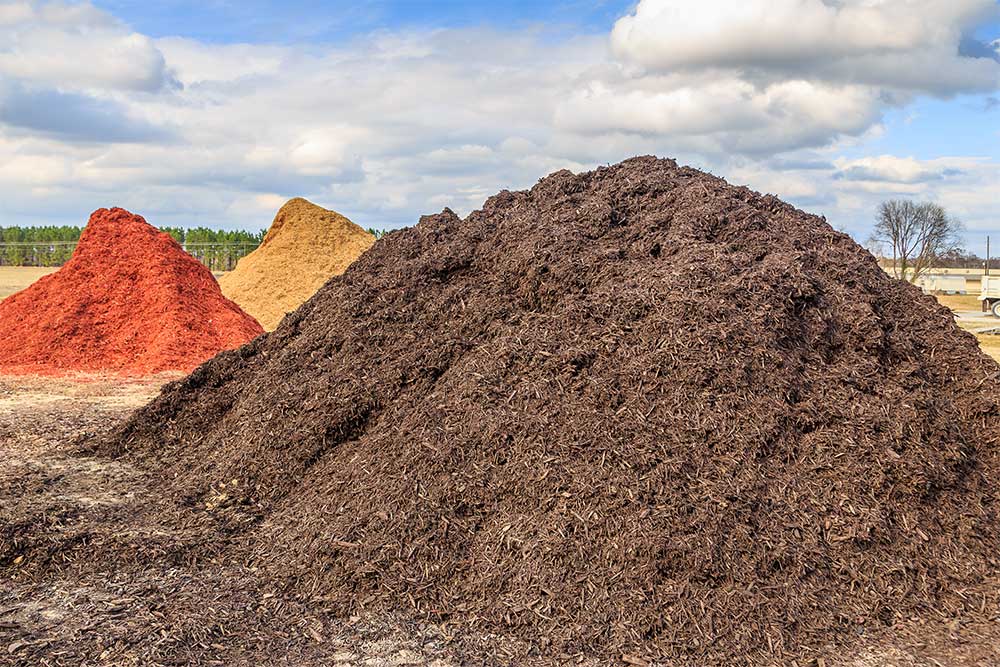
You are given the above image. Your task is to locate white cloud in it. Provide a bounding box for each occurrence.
[833,155,968,185]
[556,76,883,154]
[0,2,32,25]
[611,0,1000,92]
[727,164,822,201]
[154,37,286,85]
[0,0,996,247]
[821,154,1000,241]
[0,84,169,142]
[574,0,1000,141]
[0,1,174,92]
[0,24,610,228]
[714,153,1000,248]
[224,193,290,221]
[0,144,69,187]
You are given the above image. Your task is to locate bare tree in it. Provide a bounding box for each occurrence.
[868,200,964,283]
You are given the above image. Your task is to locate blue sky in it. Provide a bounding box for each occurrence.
[1,0,998,253]
[93,1,636,42]
[850,96,998,158]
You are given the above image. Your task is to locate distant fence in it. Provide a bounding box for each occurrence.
[0,241,78,268]
[180,242,260,271]
[0,241,259,271]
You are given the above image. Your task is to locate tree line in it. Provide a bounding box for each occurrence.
[160,227,266,271]
[0,226,81,267]
[0,226,265,271]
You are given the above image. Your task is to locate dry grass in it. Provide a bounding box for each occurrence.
[975,335,1000,363]
[934,293,982,312]
[0,266,58,299]
[929,294,1000,363]
[0,267,227,301]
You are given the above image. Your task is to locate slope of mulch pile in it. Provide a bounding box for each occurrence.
[0,208,263,376]
[104,157,1000,664]
[218,198,374,330]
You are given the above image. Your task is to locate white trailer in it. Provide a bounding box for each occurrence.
[980,275,1000,316]
[915,274,968,295]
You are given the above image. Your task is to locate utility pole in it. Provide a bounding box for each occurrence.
[987,236,991,276]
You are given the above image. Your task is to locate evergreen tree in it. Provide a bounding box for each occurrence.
[0,225,260,269]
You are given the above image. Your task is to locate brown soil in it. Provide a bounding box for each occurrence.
[100,157,1000,665]
[218,198,375,330]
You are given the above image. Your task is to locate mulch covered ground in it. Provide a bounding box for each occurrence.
[96,157,1000,665]
[0,376,481,667]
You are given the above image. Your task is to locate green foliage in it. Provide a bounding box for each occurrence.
[366,228,389,239]
[0,226,81,267]
[0,225,265,270]
[160,227,186,244]
[174,227,266,271]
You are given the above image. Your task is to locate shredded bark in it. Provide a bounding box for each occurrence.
[101,157,1000,664]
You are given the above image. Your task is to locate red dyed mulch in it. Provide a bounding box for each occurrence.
[0,208,263,376]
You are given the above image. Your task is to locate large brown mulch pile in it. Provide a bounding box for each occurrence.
[103,157,1000,664]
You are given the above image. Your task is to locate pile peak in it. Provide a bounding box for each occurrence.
[218,198,374,330]
[108,157,1000,664]
[257,197,358,249]
[0,207,262,376]
[277,196,323,213]
[86,206,142,228]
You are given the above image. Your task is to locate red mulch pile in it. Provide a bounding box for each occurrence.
[105,158,1000,664]
[0,208,263,376]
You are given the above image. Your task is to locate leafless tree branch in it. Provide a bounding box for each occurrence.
[868,200,964,283]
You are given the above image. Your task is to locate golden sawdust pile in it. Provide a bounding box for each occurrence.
[219,198,375,330]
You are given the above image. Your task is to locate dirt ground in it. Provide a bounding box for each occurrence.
[0,375,491,667]
[2,376,1000,666]
[0,267,228,300]
[0,267,58,299]
[931,293,1000,363]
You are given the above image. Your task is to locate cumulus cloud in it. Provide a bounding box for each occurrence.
[555,76,884,155]
[566,0,1000,142]
[0,25,608,228]
[0,85,170,143]
[833,156,964,185]
[716,153,1000,244]
[0,0,996,244]
[611,0,999,90]
[0,1,176,93]
[0,2,32,25]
